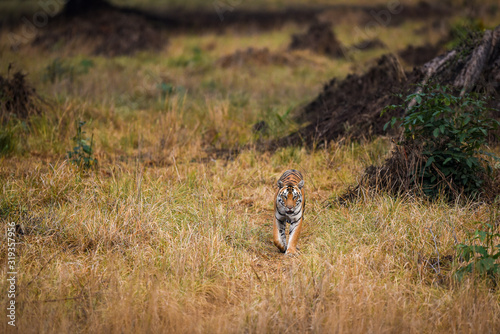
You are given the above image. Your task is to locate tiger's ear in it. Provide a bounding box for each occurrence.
[277,180,284,188]
[298,180,304,189]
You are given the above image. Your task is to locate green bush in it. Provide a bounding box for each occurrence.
[67,121,97,171]
[456,221,500,282]
[384,84,499,198]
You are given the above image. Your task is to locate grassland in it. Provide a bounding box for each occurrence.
[1,3,500,333]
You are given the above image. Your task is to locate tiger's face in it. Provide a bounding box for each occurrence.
[277,184,303,215]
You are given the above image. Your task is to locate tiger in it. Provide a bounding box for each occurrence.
[273,169,305,255]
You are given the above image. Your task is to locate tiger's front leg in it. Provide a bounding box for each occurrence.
[285,217,303,255]
[273,219,287,253]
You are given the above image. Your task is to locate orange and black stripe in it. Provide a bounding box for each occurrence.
[277,169,303,187]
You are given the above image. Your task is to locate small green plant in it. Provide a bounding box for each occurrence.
[456,221,500,282]
[384,84,499,198]
[67,121,97,170]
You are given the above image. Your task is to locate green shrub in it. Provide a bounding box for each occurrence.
[384,84,499,198]
[456,221,500,282]
[67,121,97,171]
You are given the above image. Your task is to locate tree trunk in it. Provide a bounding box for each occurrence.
[454,30,493,95]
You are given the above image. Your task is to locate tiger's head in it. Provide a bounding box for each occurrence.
[276,179,304,215]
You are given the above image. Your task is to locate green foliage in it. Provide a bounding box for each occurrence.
[456,221,500,281]
[384,84,499,198]
[275,106,292,126]
[67,121,98,171]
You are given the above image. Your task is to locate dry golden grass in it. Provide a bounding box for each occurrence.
[2,145,500,333]
[2,7,500,333]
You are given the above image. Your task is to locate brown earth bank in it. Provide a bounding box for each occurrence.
[277,53,419,146]
[279,26,500,147]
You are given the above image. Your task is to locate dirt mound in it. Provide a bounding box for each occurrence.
[289,22,344,58]
[217,47,298,67]
[32,5,164,56]
[284,25,500,146]
[279,53,413,147]
[398,43,444,67]
[0,67,43,123]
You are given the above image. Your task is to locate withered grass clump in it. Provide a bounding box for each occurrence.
[354,142,426,194]
[337,142,425,204]
[0,68,42,123]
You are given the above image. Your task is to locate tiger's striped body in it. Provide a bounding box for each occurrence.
[274,169,305,255]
